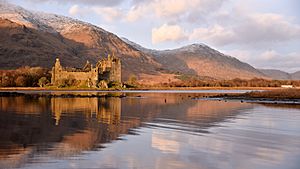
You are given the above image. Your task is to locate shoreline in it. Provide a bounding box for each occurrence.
[0,88,299,104]
[201,88,300,104]
[0,86,289,91]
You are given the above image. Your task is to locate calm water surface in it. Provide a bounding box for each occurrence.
[0,92,299,169]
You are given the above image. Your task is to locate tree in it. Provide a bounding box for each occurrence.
[57,78,77,88]
[15,75,27,87]
[98,80,108,88]
[128,74,137,84]
[38,77,49,87]
[1,75,15,87]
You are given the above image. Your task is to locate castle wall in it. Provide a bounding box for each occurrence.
[51,55,121,88]
[95,57,121,83]
[52,68,98,87]
[109,61,121,82]
[54,71,96,81]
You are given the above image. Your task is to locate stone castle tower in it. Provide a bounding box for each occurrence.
[51,54,121,88]
[97,54,121,83]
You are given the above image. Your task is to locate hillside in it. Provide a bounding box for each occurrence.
[259,69,300,80]
[291,71,300,80]
[259,69,292,80]
[0,2,162,81]
[123,38,267,80]
[0,18,85,68]
[0,2,275,83]
[157,44,268,80]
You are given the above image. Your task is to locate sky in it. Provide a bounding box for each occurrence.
[7,0,300,72]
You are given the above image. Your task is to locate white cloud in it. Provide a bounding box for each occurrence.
[126,5,148,22]
[68,5,123,22]
[152,24,187,44]
[68,4,81,16]
[235,13,300,44]
[125,0,226,22]
[190,25,236,46]
[190,13,300,47]
[68,4,94,17]
[152,0,190,18]
[260,50,279,60]
[92,7,123,22]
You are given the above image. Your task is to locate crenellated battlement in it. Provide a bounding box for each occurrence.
[51,54,121,88]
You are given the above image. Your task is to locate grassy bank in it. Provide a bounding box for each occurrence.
[241,89,300,99]
[214,89,300,100]
[0,86,289,91]
[0,91,126,98]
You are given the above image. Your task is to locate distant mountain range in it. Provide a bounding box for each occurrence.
[0,2,298,83]
[258,69,300,80]
[122,38,267,80]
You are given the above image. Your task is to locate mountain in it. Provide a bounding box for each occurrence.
[259,69,292,80]
[0,18,87,68]
[0,2,160,81]
[291,71,300,80]
[0,2,270,83]
[123,39,267,80]
[259,69,300,80]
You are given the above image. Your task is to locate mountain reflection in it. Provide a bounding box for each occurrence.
[0,93,253,168]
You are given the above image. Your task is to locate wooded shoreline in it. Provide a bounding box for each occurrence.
[0,86,297,91]
[0,88,299,101]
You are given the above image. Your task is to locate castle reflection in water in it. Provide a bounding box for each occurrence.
[0,93,253,168]
[51,97,121,126]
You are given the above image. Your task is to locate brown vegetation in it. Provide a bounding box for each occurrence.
[0,18,160,81]
[0,66,50,87]
[242,89,300,99]
[1,67,300,90]
[211,89,300,100]
[153,78,300,88]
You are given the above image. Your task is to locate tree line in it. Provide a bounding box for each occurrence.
[152,78,300,88]
[1,67,300,88]
[0,67,50,87]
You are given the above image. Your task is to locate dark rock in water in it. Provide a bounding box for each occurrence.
[119,94,126,98]
[0,92,25,97]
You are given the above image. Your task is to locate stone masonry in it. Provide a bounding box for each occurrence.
[51,54,121,88]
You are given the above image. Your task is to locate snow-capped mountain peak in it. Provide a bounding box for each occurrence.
[0,1,106,34]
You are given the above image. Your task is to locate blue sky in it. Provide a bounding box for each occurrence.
[7,0,300,72]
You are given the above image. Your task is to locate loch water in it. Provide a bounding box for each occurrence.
[0,91,299,169]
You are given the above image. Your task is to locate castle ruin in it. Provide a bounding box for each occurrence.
[51,54,121,88]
